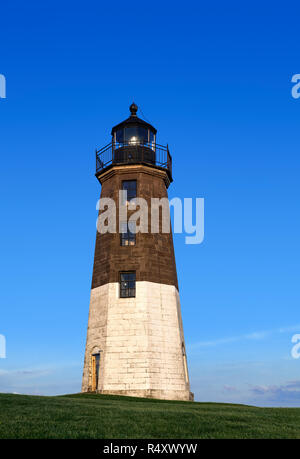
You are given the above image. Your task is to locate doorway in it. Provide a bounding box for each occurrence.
[91,353,101,391]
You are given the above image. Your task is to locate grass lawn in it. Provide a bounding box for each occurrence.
[0,392,300,439]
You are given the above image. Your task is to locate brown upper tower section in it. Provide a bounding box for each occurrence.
[92,104,178,290]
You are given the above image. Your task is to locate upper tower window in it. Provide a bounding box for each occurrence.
[120,221,136,246]
[122,180,136,202]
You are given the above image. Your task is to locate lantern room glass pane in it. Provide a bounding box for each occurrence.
[116,129,124,143]
[124,127,148,144]
[137,127,148,143]
[124,127,138,144]
[149,131,155,149]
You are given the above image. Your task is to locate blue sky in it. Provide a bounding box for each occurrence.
[0,1,300,406]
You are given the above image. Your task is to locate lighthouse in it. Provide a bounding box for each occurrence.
[82,104,193,401]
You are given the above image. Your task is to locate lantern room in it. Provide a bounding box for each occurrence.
[111,103,156,148]
[95,103,172,183]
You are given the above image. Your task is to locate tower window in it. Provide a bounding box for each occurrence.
[122,180,137,202]
[120,222,136,246]
[120,272,136,298]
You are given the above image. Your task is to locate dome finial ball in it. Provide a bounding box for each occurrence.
[130,102,138,116]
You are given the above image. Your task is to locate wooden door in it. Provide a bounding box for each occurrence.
[91,353,100,391]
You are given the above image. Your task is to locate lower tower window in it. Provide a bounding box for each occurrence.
[120,272,136,298]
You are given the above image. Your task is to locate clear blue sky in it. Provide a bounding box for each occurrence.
[1,1,300,406]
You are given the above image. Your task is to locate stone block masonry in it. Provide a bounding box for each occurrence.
[82,281,192,401]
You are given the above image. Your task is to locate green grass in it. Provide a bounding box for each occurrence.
[0,392,300,439]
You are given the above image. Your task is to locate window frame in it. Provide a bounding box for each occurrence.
[119,271,136,298]
[122,179,137,203]
[120,221,136,246]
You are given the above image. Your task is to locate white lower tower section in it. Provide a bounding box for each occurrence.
[82,281,192,400]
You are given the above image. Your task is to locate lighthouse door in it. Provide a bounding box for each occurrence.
[91,353,101,391]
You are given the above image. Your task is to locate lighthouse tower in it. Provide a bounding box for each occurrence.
[82,104,193,401]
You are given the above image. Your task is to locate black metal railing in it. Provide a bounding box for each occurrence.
[95,142,172,178]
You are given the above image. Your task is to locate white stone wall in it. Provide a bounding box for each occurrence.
[82,281,191,400]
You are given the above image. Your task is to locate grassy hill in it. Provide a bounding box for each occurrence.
[0,392,300,439]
